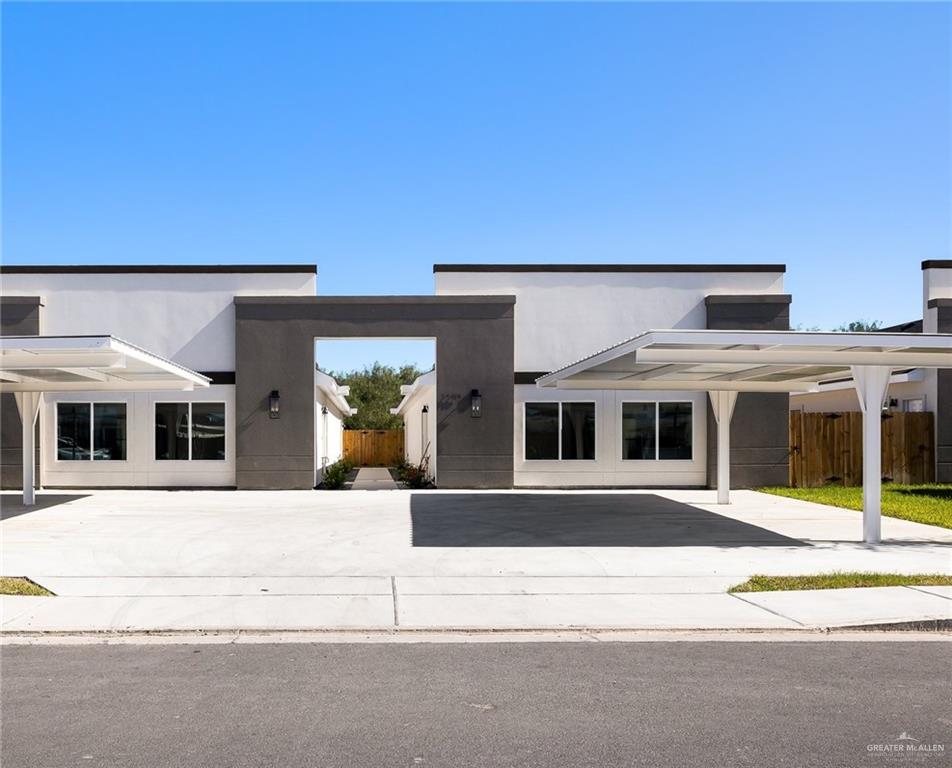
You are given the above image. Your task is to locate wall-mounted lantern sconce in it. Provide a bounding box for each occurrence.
[269,390,281,419]
[321,405,328,416]
[470,389,482,418]
[421,405,429,414]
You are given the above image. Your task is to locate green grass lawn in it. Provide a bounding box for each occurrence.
[731,572,952,592]
[758,484,952,530]
[0,577,53,596]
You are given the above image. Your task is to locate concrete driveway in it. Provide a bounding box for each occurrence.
[2,489,950,632]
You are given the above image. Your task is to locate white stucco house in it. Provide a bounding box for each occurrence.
[2,259,950,537]
[390,369,436,477]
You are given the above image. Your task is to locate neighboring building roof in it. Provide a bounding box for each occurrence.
[390,370,436,416]
[880,319,923,333]
[314,369,356,416]
[434,263,785,273]
[0,335,210,392]
[0,264,317,274]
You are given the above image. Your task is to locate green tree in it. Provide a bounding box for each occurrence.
[328,362,425,429]
[834,319,882,332]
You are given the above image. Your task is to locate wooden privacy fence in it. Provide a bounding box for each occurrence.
[343,429,404,467]
[789,411,934,487]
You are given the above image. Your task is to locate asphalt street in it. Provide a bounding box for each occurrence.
[2,641,949,768]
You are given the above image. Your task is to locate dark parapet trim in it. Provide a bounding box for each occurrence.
[927,298,952,309]
[922,260,952,270]
[514,372,549,385]
[197,372,236,385]
[435,263,786,274]
[0,296,44,305]
[235,295,516,305]
[0,264,317,275]
[705,294,792,305]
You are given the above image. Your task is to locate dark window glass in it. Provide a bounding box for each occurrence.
[192,403,226,461]
[525,403,559,460]
[658,402,692,460]
[57,403,91,461]
[155,403,189,460]
[93,404,126,461]
[622,402,656,460]
[561,402,595,460]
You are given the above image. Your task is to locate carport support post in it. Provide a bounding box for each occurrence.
[709,391,737,504]
[851,365,891,545]
[13,391,42,506]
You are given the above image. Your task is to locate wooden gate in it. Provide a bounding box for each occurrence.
[343,429,404,467]
[789,411,934,487]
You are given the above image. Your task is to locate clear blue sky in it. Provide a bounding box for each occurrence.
[2,2,949,371]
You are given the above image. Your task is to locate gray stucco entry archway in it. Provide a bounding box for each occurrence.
[235,296,516,489]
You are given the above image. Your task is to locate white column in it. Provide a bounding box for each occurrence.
[852,366,891,544]
[13,392,42,506]
[709,391,738,504]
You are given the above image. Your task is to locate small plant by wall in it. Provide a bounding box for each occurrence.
[320,458,355,490]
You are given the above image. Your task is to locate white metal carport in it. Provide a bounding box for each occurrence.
[0,335,210,505]
[536,330,952,544]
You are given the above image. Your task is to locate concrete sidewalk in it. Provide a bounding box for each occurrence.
[2,577,950,633]
[350,468,398,490]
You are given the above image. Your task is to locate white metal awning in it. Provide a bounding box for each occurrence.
[1,335,210,506]
[0,335,211,392]
[536,330,952,393]
[537,330,952,544]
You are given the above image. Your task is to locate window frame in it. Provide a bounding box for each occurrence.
[54,400,129,463]
[620,399,694,462]
[523,400,597,462]
[154,401,227,462]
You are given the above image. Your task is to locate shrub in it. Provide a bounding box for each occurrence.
[396,456,431,489]
[321,458,353,490]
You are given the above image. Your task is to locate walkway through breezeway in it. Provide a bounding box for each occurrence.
[350,467,398,490]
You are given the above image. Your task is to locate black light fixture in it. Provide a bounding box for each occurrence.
[470,389,482,418]
[321,405,328,415]
[422,405,429,414]
[269,390,281,419]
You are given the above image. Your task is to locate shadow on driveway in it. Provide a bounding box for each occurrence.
[0,494,89,521]
[410,493,808,548]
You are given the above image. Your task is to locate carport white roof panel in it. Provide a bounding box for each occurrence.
[536,330,952,393]
[0,335,210,392]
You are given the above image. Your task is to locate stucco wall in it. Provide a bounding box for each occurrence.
[0,297,41,489]
[398,376,437,478]
[235,296,515,489]
[435,267,785,372]
[0,270,316,371]
[706,295,791,488]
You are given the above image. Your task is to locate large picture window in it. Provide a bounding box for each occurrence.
[155,402,225,461]
[57,402,126,461]
[524,402,595,461]
[622,401,693,461]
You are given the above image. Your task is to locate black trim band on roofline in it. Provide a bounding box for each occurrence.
[927,298,952,309]
[514,372,550,385]
[0,265,317,275]
[197,372,236,385]
[705,294,792,305]
[922,260,952,270]
[434,263,785,274]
